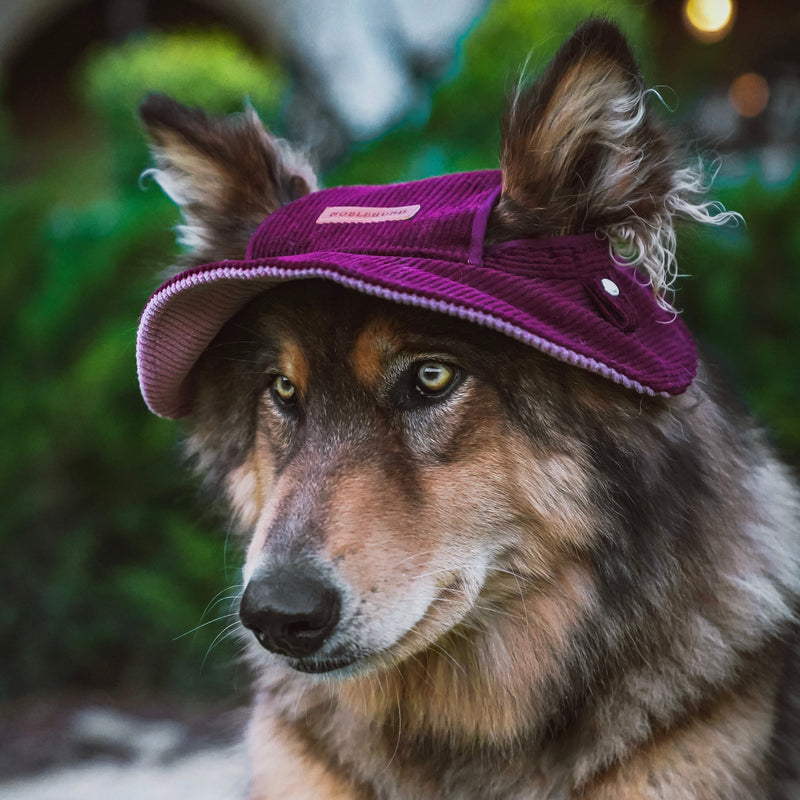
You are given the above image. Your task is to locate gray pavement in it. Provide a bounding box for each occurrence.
[0,747,246,800]
[0,705,247,800]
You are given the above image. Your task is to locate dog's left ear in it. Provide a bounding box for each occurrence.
[492,18,732,299]
[140,94,317,267]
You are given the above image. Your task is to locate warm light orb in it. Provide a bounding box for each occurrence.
[729,73,770,118]
[683,0,736,43]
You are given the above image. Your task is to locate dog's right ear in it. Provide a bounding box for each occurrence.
[139,93,317,267]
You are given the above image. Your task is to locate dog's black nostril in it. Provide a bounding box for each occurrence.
[239,565,341,658]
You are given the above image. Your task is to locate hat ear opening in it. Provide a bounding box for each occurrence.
[139,93,318,271]
[491,18,740,308]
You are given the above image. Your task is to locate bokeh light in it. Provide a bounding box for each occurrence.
[729,73,770,118]
[683,0,736,43]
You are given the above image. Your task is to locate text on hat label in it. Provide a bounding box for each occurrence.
[316,204,421,224]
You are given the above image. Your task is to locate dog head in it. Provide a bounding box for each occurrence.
[187,278,611,677]
[139,20,733,682]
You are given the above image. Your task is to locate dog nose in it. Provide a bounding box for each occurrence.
[239,565,341,658]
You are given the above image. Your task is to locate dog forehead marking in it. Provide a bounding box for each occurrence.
[350,316,404,390]
[279,339,310,394]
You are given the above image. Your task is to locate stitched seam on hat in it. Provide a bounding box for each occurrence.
[468,186,502,266]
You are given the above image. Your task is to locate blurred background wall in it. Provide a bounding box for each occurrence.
[0,0,797,734]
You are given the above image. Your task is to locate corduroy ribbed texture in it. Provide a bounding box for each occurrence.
[137,170,697,418]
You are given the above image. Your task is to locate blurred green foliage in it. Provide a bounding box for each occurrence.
[1,3,797,701]
[81,29,286,186]
[680,171,800,461]
[0,162,242,697]
[1,28,288,699]
[329,0,649,184]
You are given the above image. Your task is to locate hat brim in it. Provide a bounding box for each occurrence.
[136,241,696,419]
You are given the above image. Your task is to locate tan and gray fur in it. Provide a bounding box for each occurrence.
[139,20,800,800]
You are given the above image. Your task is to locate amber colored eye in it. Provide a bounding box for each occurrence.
[272,374,297,403]
[415,362,456,396]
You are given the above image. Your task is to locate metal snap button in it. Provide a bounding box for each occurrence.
[601,277,620,297]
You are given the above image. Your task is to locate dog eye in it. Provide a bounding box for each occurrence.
[415,362,457,397]
[272,374,297,404]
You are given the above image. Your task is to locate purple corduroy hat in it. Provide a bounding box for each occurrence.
[137,170,697,418]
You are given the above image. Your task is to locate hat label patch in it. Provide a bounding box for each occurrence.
[317,204,421,224]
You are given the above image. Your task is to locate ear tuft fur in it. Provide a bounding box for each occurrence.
[491,19,739,306]
[139,94,318,268]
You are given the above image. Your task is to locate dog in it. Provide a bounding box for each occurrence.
[136,19,799,799]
